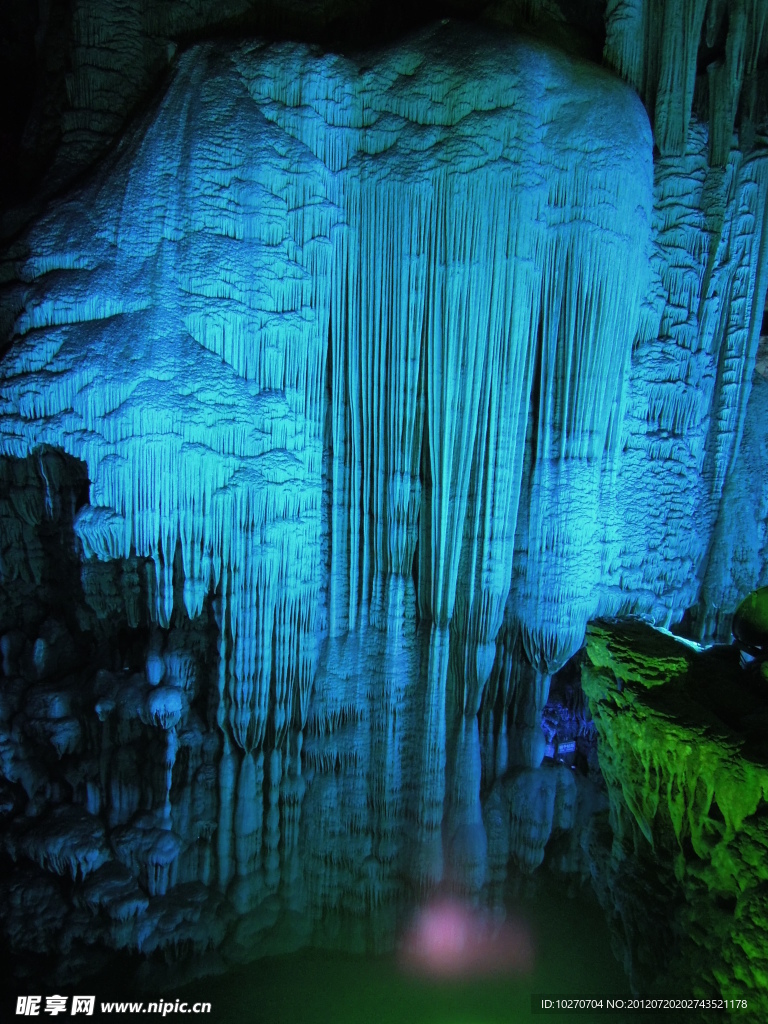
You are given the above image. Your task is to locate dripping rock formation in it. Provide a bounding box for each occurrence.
[0,4,767,1009]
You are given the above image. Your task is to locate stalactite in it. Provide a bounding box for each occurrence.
[1,11,768,989]
[605,0,768,164]
[0,23,654,745]
[411,626,449,890]
[443,714,487,894]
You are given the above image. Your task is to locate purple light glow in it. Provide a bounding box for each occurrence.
[398,898,534,979]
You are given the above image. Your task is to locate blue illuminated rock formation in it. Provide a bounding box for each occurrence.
[0,23,659,726]
[0,12,767,993]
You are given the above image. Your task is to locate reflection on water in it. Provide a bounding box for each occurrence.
[175,879,630,1024]
[398,897,533,978]
[1,574,629,1021]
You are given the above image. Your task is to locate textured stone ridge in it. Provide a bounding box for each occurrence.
[583,620,693,690]
[583,619,768,1006]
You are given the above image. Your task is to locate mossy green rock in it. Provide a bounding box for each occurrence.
[583,620,768,1014]
[585,620,691,690]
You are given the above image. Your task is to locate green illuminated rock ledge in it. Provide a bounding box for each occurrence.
[584,620,768,1013]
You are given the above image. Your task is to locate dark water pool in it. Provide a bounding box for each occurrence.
[172,879,631,1024]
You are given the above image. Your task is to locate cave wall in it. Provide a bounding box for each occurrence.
[1,23,657,721]
[0,0,767,992]
[0,0,766,856]
[0,0,608,224]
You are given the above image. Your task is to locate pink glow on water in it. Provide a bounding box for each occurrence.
[398,898,534,979]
